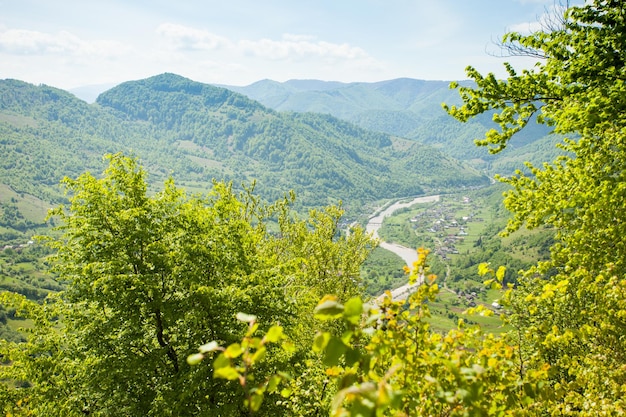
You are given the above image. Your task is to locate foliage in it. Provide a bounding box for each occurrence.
[373,187,547,289]
[0,73,490,332]
[195,250,548,416]
[95,73,488,207]
[0,154,374,416]
[226,78,456,129]
[445,1,626,414]
[360,247,406,296]
[5,2,626,414]
[187,312,292,414]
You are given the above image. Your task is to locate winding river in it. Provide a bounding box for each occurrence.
[365,194,440,300]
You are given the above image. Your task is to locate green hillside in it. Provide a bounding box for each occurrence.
[0,73,488,243]
[224,78,567,174]
[224,78,452,129]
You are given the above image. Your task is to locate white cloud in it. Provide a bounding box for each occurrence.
[156,23,372,63]
[0,28,77,54]
[238,35,370,61]
[0,21,383,89]
[156,23,231,51]
[281,34,317,42]
[0,28,129,57]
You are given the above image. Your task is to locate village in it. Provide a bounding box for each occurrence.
[406,194,486,260]
[1,241,34,253]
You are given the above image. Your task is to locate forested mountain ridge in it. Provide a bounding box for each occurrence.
[223,77,562,171]
[0,73,488,241]
[222,78,454,122]
[94,74,488,205]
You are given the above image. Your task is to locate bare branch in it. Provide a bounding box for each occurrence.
[489,0,572,59]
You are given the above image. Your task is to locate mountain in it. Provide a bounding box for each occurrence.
[0,73,488,241]
[217,79,349,100]
[222,78,563,172]
[223,78,469,136]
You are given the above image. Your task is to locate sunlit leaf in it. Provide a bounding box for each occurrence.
[343,297,363,324]
[248,393,263,412]
[198,341,220,353]
[323,336,346,366]
[265,325,284,343]
[214,365,240,381]
[236,312,257,323]
[251,346,266,363]
[477,262,491,276]
[224,343,244,359]
[186,353,204,366]
[495,266,506,282]
[314,296,344,320]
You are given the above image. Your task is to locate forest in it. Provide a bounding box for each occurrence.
[0,1,625,415]
[0,74,487,217]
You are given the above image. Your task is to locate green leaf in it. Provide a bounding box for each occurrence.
[214,365,240,381]
[213,353,231,370]
[186,353,204,366]
[343,297,363,325]
[198,341,220,353]
[248,393,264,412]
[267,375,282,393]
[323,336,347,366]
[313,332,330,353]
[281,340,296,353]
[477,262,491,276]
[236,312,257,323]
[251,346,267,364]
[213,353,240,381]
[265,325,284,343]
[344,347,361,367]
[224,343,244,358]
[246,337,262,350]
[314,296,344,320]
[495,265,506,282]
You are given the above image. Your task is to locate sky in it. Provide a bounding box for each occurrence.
[0,0,580,90]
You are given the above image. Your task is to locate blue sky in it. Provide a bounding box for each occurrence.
[0,0,579,89]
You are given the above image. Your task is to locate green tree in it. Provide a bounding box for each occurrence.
[445,1,626,414]
[196,250,547,416]
[0,153,373,416]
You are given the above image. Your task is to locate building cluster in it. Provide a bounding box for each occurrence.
[408,196,484,259]
[1,240,34,252]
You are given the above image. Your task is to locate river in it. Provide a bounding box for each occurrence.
[365,194,440,300]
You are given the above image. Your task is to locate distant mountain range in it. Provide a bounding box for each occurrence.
[69,76,563,173]
[220,78,563,170]
[69,83,117,104]
[1,73,491,241]
[221,78,458,127]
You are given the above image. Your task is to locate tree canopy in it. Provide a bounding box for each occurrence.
[2,1,626,416]
[0,153,373,416]
[445,0,626,414]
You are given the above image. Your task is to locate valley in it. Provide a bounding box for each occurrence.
[0,74,555,335]
[360,186,520,332]
[1,1,622,413]
[0,73,573,413]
